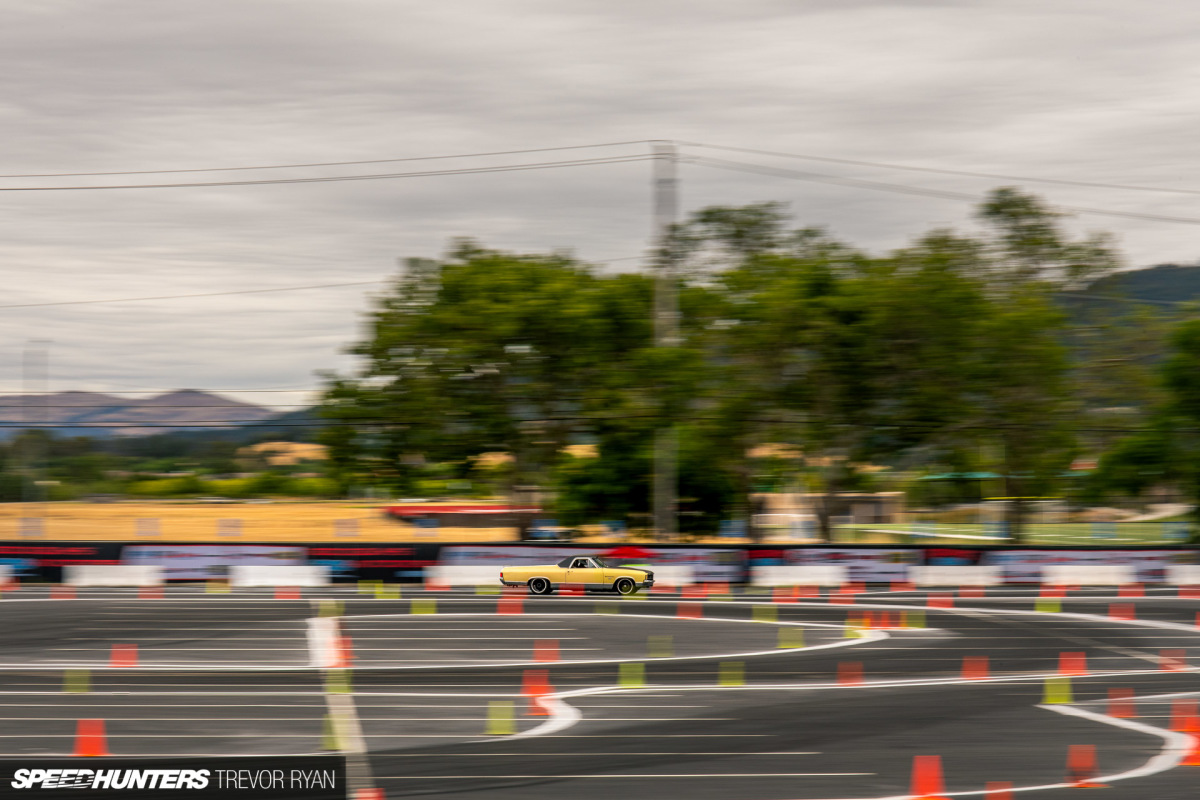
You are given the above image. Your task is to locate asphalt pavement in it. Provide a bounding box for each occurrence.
[0,584,1197,799]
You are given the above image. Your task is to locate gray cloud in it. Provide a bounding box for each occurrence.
[0,0,1197,405]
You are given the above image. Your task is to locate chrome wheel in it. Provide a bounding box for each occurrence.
[529,578,552,595]
[614,578,636,595]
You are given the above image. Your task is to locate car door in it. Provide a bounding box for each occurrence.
[566,557,602,588]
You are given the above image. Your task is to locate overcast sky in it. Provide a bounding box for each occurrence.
[1,0,1198,410]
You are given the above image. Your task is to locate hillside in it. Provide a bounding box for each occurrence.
[1063,262,1200,320]
[1089,263,1200,303]
[0,389,277,438]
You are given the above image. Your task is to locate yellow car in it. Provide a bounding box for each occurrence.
[501,555,654,595]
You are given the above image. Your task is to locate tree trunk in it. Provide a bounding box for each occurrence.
[1002,469,1024,543]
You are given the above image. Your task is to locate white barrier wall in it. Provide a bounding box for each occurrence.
[648,566,693,587]
[64,565,163,587]
[229,565,329,587]
[750,565,847,586]
[429,565,504,586]
[910,566,1001,587]
[1042,564,1134,586]
[1167,565,1200,585]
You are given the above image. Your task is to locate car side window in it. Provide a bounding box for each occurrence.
[571,559,590,569]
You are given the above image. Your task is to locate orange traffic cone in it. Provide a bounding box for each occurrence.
[354,789,385,800]
[676,602,702,619]
[1107,688,1135,719]
[74,719,109,757]
[1169,700,1200,732]
[533,639,559,663]
[960,585,985,599]
[796,585,819,598]
[497,594,523,615]
[837,661,863,686]
[891,580,915,592]
[1059,652,1088,677]
[1108,603,1134,621]
[830,593,853,605]
[772,587,797,603]
[985,780,1013,800]
[109,644,137,668]
[1118,583,1143,598]
[275,586,301,600]
[1066,744,1105,787]
[335,635,354,668]
[137,586,163,599]
[523,669,551,716]
[51,585,75,600]
[962,655,989,680]
[1182,735,1200,766]
[1161,649,1187,672]
[909,755,951,800]
[1180,586,1200,599]
[1040,584,1065,599]
[928,593,953,609]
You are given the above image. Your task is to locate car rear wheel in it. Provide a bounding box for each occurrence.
[528,578,552,595]
[614,577,637,595]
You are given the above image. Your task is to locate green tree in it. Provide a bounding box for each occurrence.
[970,188,1119,538]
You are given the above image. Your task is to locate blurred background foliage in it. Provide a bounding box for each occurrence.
[317,187,1200,540]
[5,187,1198,542]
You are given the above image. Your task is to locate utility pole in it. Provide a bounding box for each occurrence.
[651,141,678,540]
[20,340,49,515]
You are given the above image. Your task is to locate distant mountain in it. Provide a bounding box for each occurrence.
[1063,263,1200,319]
[0,389,277,438]
[1089,263,1200,303]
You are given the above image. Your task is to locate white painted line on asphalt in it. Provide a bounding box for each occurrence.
[47,648,310,651]
[568,704,704,708]
[373,773,871,778]
[306,616,337,669]
[309,613,371,795]
[374,751,822,756]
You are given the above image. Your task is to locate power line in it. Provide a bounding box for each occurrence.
[681,141,1200,197]
[1,258,642,310]
[0,140,652,178]
[0,280,385,310]
[0,154,654,192]
[687,155,1200,227]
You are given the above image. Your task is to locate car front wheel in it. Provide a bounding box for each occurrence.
[614,577,637,596]
[529,578,552,595]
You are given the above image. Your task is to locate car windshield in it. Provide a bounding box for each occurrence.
[590,556,614,567]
